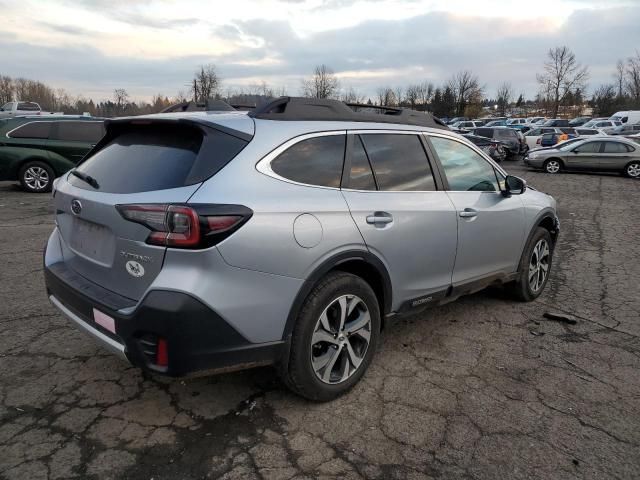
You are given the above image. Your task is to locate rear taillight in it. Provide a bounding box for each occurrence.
[116,203,252,249]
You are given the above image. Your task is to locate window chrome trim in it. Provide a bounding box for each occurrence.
[5,120,53,139]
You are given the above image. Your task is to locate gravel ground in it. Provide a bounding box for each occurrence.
[1,163,639,480]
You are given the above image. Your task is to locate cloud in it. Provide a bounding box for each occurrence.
[3,4,640,101]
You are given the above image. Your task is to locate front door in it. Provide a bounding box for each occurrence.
[567,141,602,170]
[427,135,526,285]
[341,132,458,308]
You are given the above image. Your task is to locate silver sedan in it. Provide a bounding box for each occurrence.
[524,137,640,178]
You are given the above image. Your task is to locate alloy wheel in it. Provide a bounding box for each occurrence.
[545,160,560,174]
[529,239,550,292]
[23,166,50,191]
[310,294,371,385]
[627,163,640,178]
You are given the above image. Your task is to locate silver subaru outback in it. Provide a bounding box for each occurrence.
[44,97,559,401]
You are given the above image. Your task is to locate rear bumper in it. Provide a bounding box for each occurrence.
[45,262,287,377]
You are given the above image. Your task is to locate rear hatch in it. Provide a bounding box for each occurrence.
[53,117,251,301]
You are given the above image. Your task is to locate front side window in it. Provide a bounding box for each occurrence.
[271,135,345,188]
[1,102,13,111]
[8,122,51,139]
[360,134,436,191]
[574,142,601,153]
[430,136,499,192]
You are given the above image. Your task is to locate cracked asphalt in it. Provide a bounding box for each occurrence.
[1,163,639,480]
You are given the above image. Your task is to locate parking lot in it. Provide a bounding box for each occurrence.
[1,162,639,480]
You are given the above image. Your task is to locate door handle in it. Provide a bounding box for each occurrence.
[366,212,393,226]
[459,208,478,218]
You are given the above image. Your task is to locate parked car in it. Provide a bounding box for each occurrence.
[526,117,546,125]
[446,116,469,125]
[0,101,42,118]
[569,116,591,127]
[581,119,621,132]
[450,120,483,130]
[575,127,608,136]
[539,132,577,147]
[43,97,559,400]
[506,118,528,126]
[0,116,105,192]
[524,137,640,178]
[609,123,640,135]
[461,133,507,162]
[472,126,526,157]
[542,119,570,127]
[524,127,576,150]
[484,119,508,127]
[609,111,640,124]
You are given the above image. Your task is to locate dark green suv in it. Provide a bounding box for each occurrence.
[0,116,105,192]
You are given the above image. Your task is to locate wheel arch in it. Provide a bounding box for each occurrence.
[521,210,560,266]
[623,159,640,177]
[10,156,54,178]
[282,250,392,341]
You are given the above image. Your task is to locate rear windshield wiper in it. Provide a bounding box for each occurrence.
[69,169,100,189]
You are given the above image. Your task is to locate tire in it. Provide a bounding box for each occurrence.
[19,161,55,193]
[624,160,640,179]
[283,272,381,401]
[543,158,562,174]
[508,227,553,302]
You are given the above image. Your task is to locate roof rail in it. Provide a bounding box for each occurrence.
[161,99,236,113]
[248,97,448,129]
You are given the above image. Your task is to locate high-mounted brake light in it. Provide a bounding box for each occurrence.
[116,204,251,249]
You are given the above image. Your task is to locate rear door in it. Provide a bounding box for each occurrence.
[341,131,457,307]
[48,121,105,163]
[427,135,525,284]
[599,141,634,172]
[53,121,249,301]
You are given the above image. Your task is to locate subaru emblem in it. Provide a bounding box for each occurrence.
[71,199,82,215]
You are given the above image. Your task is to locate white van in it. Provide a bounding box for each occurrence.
[610,111,640,124]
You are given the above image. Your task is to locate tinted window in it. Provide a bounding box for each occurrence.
[9,122,51,139]
[70,125,245,193]
[527,128,542,136]
[53,122,105,142]
[494,129,515,139]
[577,129,596,135]
[430,136,499,192]
[271,135,345,188]
[574,142,601,153]
[360,134,435,191]
[348,136,376,190]
[17,102,39,111]
[603,141,629,153]
[475,128,493,138]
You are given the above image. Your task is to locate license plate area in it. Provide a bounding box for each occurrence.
[69,218,115,265]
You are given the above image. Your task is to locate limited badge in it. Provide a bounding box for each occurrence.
[125,260,145,278]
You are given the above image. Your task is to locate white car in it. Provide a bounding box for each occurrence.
[524,127,571,149]
[610,110,640,125]
[451,120,484,130]
[582,119,621,133]
[506,118,528,126]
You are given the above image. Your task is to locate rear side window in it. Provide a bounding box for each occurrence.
[70,124,247,193]
[603,142,630,153]
[347,136,376,190]
[475,128,493,138]
[53,122,105,142]
[271,135,345,188]
[8,122,51,139]
[494,129,515,139]
[360,134,436,191]
[17,102,39,111]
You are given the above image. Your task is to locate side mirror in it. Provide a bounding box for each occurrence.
[503,175,526,196]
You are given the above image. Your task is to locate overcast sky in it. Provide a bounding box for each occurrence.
[2,0,640,102]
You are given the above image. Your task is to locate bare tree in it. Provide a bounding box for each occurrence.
[496,82,513,115]
[394,86,404,107]
[376,86,396,106]
[448,71,483,116]
[0,76,12,104]
[341,86,365,104]
[626,50,640,104]
[191,64,221,102]
[536,46,589,118]
[113,88,129,115]
[301,64,339,99]
[592,84,617,116]
[615,59,625,98]
[405,84,420,109]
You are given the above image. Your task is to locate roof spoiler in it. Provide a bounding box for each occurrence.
[248,96,448,129]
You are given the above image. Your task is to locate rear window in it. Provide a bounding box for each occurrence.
[70,124,247,193]
[271,135,345,188]
[53,121,105,142]
[494,129,515,139]
[8,121,51,139]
